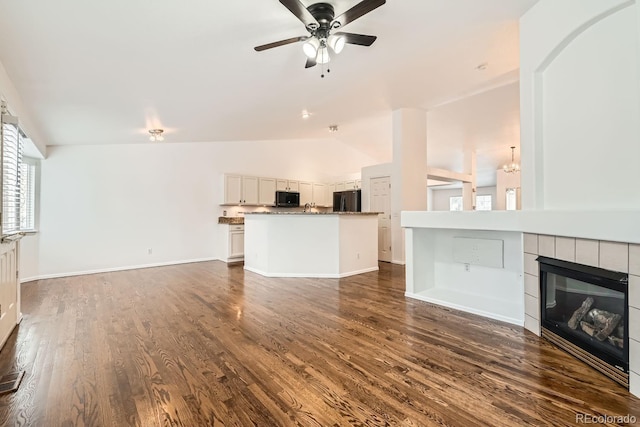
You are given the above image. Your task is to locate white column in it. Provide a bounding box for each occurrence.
[391,108,427,264]
[462,151,476,210]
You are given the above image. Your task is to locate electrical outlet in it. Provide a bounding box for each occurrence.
[147,248,153,255]
[465,263,470,272]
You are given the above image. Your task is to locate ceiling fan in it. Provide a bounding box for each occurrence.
[254,0,386,75]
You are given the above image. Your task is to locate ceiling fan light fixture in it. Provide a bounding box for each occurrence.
[302,38,320,58]
[328,34,346,54]
[316,46,330,64]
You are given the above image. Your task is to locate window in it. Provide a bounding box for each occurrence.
[1,112,23,236]
[1,109,35,236]
[506,188,517,211]
[20,160,36,230]
[476,195,492,211]
[449,196,463,211]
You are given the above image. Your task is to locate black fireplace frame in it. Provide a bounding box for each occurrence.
[537,256,629,378]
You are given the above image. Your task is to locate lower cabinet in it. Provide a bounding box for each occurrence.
[220,224,244,262]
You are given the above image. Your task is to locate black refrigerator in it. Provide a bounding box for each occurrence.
[333,190,361,212]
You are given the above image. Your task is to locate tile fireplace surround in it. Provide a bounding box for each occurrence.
[402,210,640,397]
[524,234,639,394]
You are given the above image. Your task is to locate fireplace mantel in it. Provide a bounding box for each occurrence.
[401,210,640,244]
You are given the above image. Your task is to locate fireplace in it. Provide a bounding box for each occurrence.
[538,256,629,387]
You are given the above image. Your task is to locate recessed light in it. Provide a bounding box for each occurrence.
[476,63,488,71]
[301,110,311,119]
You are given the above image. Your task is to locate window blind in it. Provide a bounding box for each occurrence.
[20,162,35,230]
[1,113,24,236]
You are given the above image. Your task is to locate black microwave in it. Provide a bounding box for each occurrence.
[275,191,300,207]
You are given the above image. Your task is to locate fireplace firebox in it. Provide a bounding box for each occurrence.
[538,256,629,388]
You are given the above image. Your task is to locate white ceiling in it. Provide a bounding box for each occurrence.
[0,0,537,181]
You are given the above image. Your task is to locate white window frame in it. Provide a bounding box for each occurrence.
[1,105,37,237]
[476,194,492,211]
[449,196,463,211]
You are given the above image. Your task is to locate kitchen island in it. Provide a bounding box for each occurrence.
[244,212,379,278]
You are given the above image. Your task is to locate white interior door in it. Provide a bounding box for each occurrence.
[371,177,391,262]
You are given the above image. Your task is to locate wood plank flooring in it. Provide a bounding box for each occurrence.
[0,261,638,426]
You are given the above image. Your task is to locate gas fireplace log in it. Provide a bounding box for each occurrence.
[594,312,622,342]
[580,321,596,337]
[608,335,624,349]
[568,297,594,329]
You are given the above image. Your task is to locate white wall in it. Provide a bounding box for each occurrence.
[0,60,46,157]
[426,82,521,187]
[520,0,640,210]
[430,186,498,211]
[26,139,376,280]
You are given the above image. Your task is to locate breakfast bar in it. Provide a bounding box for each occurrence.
[243,212,379,278]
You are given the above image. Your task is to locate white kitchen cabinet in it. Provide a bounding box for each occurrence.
[331,179,361,194]
[229,225,245,259]
[223,174,259,205]
[242,176,259,205]
[220,224,244,262]
[259,177,277,206]
[312,183,326,207]
[277,179,299,192]
[299,181,313,206]
[327,183,336,208]
[344,180,359,190]
[224,174,243,204]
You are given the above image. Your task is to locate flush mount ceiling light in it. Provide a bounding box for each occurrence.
[503,146,520,173]
[254,0,386,78]
[148,129,164,142]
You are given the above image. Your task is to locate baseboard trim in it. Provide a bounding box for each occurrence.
[20,257,219,283]
[405,291,524,327]
[244,266,379,279]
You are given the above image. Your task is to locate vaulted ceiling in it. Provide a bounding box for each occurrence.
[0,0,537,181]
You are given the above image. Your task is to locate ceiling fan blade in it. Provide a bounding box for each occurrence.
[279,0,319,28]
[305,57,317,68]
[254,36,307,52]
[331,0,386,28]
[335,32,377,47]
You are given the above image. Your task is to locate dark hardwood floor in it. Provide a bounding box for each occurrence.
[0,261,637,426]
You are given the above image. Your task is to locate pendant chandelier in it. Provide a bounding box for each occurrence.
[503,146,520,174]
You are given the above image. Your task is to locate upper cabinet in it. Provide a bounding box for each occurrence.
[224,174,243,205]
[223,174,259,205]
[312,183,326,207]
[223,174,360,207]
[299,181,313,206]
[259,177,276,206]
[343,180,361,190]
[242,176,259,205]
[277,179,299,192]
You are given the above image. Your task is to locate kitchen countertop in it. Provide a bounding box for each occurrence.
[244,212,379,215]
[218,216,245,224]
